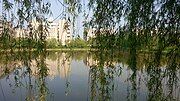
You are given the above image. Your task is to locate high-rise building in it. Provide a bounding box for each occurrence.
[48,19,72,45]
[84,28,96,41]
[57,19,72,45]
[14,27,27,38]
[0,16,14,37]
[14,18,72,45]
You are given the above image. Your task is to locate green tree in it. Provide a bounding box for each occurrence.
[67,37,88,48]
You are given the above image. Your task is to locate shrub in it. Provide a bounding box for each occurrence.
[67,38,88,48]
[46,38,61,48]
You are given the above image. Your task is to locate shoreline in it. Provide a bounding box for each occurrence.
[0,48,173,54]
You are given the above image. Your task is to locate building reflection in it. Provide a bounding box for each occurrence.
[57,53,71,79]
[84,53,117,68]
[0,52,72,79]
[83,51,180,101]
[0,51,72,100]
[84,54,98,67]
[27,52,72,80]
[0,51,179,101]
[0,60,23,79]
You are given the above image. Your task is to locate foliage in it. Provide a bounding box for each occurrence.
[1,0,51,52]
[46,38,62,48]
[67,38,88,48]
[0,1,179,101]
[63,0,82,16]
[88,0,179,53]
[14,38,36,48]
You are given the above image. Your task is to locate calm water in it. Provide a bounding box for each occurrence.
[0,50,179,101]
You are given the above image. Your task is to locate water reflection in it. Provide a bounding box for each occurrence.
[0,50,179,101]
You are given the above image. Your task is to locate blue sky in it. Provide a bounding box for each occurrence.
[50,0,64,20]
[0,0,2,15]
[50,0,89,38]
[0,0,89,38]
[0,0,126,38]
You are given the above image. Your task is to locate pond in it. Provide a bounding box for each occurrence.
[0,50,179,101]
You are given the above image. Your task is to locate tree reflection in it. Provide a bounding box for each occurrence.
[0,50,179,101]
[87,50,121,101]
[146,49,180,101]
[36,49,49,101]
[57,52,72,96]
[0,48,51,101]
[127,47,137,101]
[87,48,179,101]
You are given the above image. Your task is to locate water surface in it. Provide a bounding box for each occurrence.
[0,51,179,101]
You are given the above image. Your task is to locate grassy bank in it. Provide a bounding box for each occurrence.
[46,48,96,51]
[0,47,176,54]
[0,47,96,52]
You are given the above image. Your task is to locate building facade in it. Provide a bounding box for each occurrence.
[84,28,96,41]
[47,19,72,45]
[0,16,15,37]
[13,18,72,45]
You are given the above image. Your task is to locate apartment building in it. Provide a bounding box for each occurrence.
[84,28,96,41]
[48,21,59,39]
[0,16,14,37]
[14,27,28,38]
[48,19,72,45]
[13,18,72,45]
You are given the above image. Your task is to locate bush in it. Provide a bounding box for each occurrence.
[14,38,37,48]
[46,38,61,48]
[67,38,88,48]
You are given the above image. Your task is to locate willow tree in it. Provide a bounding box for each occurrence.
[88,0,179,52]
[1,1,51,100]
[1,0,51,51]
[87,1,179,100]
[62,0,82,37]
